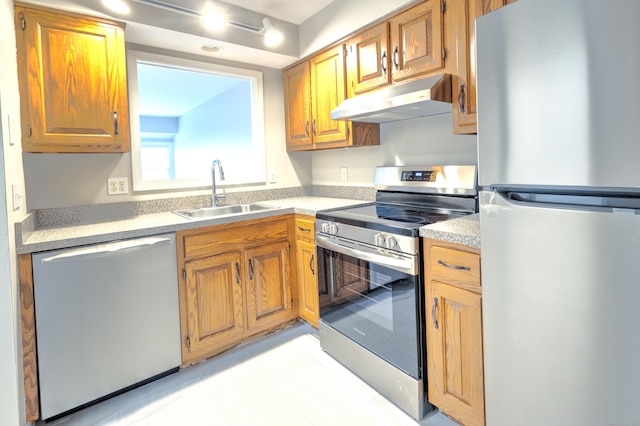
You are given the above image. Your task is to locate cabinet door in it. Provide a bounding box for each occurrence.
[427,281,484,426]
[245,241,294,331]
[347,22,391,97]
[452,0,517,134]
[309,45,350,148]
[183,251,244,363]
[389,0,444,83]
[283,61,312,150]
[296,240,319,328]
[15,6,129,153]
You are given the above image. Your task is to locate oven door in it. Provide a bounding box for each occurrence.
[316,233,423,379]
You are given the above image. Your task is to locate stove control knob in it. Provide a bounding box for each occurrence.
[374,234,386,246]
[329,223,339,235]
[321,222,330,233]
[385,236,398,249]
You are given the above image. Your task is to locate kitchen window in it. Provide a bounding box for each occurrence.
[127,50,266,191]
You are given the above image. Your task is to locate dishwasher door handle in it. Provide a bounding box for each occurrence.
[40,236,173,263]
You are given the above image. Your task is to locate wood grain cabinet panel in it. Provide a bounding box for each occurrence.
[424,239,484,426]
[450,0,517,134]
[346,22,391,97]
[283,46,380,151]
[294,215,319,327]
[184,252,245,361]
[389,0,445,83]
[14,4,129,152]
[428,280,484,426]
[245,241,293,330]
[283,61,312,149]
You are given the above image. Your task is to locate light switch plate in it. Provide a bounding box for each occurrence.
[341,167,348,181]
[12,183,23,210]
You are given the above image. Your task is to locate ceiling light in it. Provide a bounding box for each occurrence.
[201,45,222,53]
[202,4,226,31]
[262,18,283,47]
[102,0,130,14]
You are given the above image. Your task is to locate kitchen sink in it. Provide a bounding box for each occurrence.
[173,203,275,220]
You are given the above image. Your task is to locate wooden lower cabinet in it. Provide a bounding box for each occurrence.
[294,215,319,327]
[424,239,484,426]
[178,216,297,365]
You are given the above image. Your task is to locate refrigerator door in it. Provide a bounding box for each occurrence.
[480,191,640,425]
[476,0,640,190]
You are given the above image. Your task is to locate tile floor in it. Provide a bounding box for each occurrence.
[41,322,458,426]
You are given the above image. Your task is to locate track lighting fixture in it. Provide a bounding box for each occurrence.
[103,0,284,47]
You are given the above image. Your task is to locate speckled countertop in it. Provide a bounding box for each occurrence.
[419,213,480,248]
[16,196,369,254]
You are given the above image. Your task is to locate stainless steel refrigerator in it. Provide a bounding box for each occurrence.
[476,0,640,424]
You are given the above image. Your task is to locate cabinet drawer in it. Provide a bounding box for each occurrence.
[295,216,315,243]
[430,245,480,287]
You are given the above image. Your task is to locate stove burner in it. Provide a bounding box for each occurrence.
[376,205,454,225]
[378,212,430,224]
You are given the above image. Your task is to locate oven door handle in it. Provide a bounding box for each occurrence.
[316,234,417,275]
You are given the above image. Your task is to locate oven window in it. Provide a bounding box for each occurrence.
[318,248,421,378]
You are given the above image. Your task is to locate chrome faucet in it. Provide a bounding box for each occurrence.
[211,159,225,207]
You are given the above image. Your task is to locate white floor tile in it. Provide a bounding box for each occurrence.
[37,321,459,426]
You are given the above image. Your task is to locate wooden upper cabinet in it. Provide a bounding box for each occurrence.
[15,5,130,153]
[451,0,517,134]
[389,0,445,84]
[283,61,312,150]
[283,45,380,151]
[346,22,391,97]
[309,45,350,148]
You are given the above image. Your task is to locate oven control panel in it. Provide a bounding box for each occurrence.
[401,170,437,182]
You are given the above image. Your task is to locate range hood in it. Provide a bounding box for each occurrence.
[331,73,452,123]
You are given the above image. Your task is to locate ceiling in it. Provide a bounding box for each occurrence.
[219,0,336,25]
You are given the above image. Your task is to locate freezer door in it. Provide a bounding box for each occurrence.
[480,191,640,425]
[476,0,640,189]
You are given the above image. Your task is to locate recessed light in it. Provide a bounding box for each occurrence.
[102,0,130,14]
[201,45,222,53]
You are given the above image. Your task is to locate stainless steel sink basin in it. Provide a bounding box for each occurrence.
[174,203,275,220]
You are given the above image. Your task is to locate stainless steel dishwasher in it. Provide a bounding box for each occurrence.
[32,233,182,420]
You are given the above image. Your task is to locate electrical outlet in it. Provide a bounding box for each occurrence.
[269,170,277,183]
[107,177,129,195]
[341,167,348,181]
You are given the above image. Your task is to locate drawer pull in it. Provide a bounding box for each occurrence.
[298,226,311,232]
[249,259,254,280]
[310,254,315,275]
[437,259,471,271]
[235,262,241,284]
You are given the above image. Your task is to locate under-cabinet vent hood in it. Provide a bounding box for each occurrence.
[331,73,452,123]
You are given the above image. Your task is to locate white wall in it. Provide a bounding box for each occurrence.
[299,0,411,57]
[1,0,27,424]
[312,114,478,186]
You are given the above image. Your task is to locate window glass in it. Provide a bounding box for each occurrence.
[128,50,266,191]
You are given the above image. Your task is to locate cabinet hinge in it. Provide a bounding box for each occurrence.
[182,269,186,280]
[347,126,350,139]
[291,298,294,309]
[442,48,448,61]
[441,0,446,14]
[185,336,191,349]
[27,125,32,137]
[20,16,26,31]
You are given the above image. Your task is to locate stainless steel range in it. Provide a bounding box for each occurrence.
[315,165,477,420]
